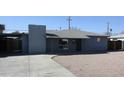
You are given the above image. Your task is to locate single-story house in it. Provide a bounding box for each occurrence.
[46,29,108,53]
[0,25,108,54]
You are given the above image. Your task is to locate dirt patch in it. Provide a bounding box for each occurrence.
[53,51,124,77]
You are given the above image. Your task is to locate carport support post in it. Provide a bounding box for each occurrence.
[22,34,28,53]
[122,41,124,50]
[114,41,116,50]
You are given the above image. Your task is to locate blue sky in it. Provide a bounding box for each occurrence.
[0,16,124,34]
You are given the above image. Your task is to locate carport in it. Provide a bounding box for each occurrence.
[109,35,124,51]
[108,40,122,50]
[0,33,23,54]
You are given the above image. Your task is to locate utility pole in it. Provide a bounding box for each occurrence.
[67,16,72,30]
[107,22,111,36]
[107,22,112,36]
[60,27,62,30]
[107,22,110,35]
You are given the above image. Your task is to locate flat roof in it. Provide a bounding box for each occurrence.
[110,34,124,39]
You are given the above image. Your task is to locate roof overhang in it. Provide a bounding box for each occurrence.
[46,37,89,39]
[109,35,124,39]
[0,33,23,37]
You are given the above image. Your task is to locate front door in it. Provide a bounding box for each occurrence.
[76,39,81,51]
[71,39,81,52]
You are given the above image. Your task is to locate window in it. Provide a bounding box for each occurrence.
[72,39,76,43]
[97,38,101,42]
[58,39,69,50]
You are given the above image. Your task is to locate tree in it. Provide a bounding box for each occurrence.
[71,27,81,30]
[12,31,20,34]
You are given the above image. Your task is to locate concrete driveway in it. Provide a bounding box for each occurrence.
[0,55,74,77]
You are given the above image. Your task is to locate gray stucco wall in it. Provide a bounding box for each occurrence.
[82,36,108,52]
[46,37,107,53]
[46,38,58,53]
[22,34,28,53]
[29,25,46,54]
[46,38,81,53]
[81,39,86,52]
[68,39,77,52]
[47,38,71,53]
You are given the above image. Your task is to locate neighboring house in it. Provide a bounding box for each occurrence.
[109,34,124,50]
[0,25,108,54]
[110,34,124,41]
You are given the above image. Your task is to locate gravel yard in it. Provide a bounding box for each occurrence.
[53,51,124,77]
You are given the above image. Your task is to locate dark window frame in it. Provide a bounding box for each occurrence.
[58,39,69,50]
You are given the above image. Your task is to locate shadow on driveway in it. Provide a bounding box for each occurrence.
[1,50,124,58]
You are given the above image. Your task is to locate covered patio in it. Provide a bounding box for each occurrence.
[0,33,23,54]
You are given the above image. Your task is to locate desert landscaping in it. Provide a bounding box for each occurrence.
[53,51,124,77]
